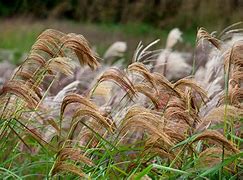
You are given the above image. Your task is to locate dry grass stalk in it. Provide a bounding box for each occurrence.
[223,41,243,107]
[224,40,243,68]
[196,105,243,132]
[144,136,175,160]
[97,68,136,99]
[173,78,208,101]
[61,93,115,132]
[51,161,86,177]
[153,73,181,98]
[134,84,160,109]
[120,106,173,148]
[197,27,221,49]
[72,107,115,132]
[46,57,75,76]
[192,130,239,153]
[196,147,234,171]
[58,147,93,166]
[128,62,158,92]
[61,93,99,118]
[0,80,41,109]
[61,33,99,69]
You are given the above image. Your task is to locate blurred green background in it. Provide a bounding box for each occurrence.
[0,0,242,63]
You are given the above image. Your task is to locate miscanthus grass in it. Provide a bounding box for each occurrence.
[0,25,242,179]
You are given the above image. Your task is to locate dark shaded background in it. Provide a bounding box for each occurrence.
[1,0,242,30]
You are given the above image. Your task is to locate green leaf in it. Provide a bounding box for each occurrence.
[171,134,198,150]
[134,164,153,180]
[153,164,189,175]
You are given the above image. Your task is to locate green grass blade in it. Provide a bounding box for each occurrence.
[0,167,22,180]
[134,164,153,180]
[153,164,189,175]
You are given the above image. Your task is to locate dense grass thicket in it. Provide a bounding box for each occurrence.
[0,24,242,179]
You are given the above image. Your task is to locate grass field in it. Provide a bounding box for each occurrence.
[0,19,242,179]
